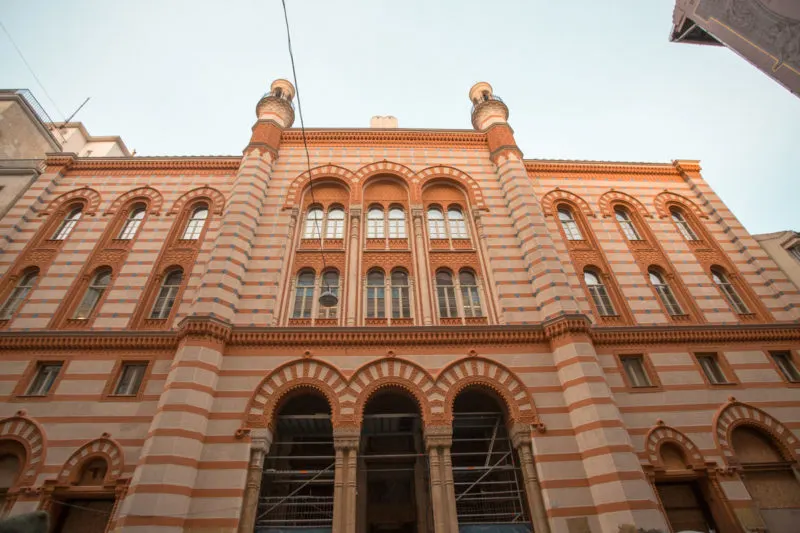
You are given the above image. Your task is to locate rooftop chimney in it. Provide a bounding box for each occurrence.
[370,116,398,128]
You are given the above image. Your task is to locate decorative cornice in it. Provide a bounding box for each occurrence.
[280,129,488,148]
[43,155,241,174]
[0,322,797,351]
[524,159,686,176]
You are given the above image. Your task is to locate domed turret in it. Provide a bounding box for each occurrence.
[469,82,509,131]
[255,79,296,128]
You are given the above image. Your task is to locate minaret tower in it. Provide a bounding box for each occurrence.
[468,82,522,163]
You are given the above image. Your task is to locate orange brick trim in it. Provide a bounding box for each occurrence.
[0,411,46,486]
[46,155,241,173]
[41,187,102,216]
[714,398,800,465]
[653,190,707,219]
[57,434,124,485]
[105,186,163,215]
[415,166,487,210]
[284,165,355,209]
[540,189,594,218]
[644,421,705,469]
[525,160,684,176]
[168,186,226,216]
[598,190,652,219]
[280,129,488,148]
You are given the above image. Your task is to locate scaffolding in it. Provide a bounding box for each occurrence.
[451,412,531,532]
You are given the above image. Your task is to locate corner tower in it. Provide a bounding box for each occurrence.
[469,82,521,163]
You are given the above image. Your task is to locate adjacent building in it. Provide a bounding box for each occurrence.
[670,0,800,96]
[753,230,800,290]
[0,79,798,533]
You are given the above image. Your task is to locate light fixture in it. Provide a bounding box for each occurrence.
[319,290,338,308]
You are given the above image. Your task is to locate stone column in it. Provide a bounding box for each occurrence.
[238,428,273,533]
[471,209,505,324]
[411,208,433,325]
[425,426,458,533]
[333,427,360,533]
[346,208,362,326]
[509,424,550,533]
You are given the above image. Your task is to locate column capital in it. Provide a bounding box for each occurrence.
[333,426,360,451]
[508,422,533,449]
[250,427,274,452]
[411,206,425,220]
[349,206,363,219]
[424,425,453,449]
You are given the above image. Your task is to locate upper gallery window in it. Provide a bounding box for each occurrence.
[557,207,583,241]
[670,208,698,241]
[303,207,324,239]
[427,207,447,239]
[319,270,340,319]
[771,351,800,383]
[390,269,411,319]
[25,362,63,396]
[366,269,386,319]
[0,269,39,320]
[435,269,458,318]
[649,269,683,316]
[459,269,482,317]
[118,204,146,240]
[447,207,469,239]
[182,204,209,240]
[711,268,750,315]
[367,206,385,239]
[325,208,345,239]
[388,207,407,239]
[293,270,316,318]
[150,268,184,319]
[584,270,615,316]
[113,362,148,396]
[620,355,653,388]
[51,206,83,241]
[73,268,112,320]
[614,208,641,241]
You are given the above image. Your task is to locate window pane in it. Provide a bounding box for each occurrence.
[427,209,447,239]
[304,208,323,239]
[671,210,698,241]
[119,207,146,240]
[326,209,345,239]
[388,209,406,238]
[621,357,651,388]
[558,209,583,240]
[772,352,800,382]
[448,208,468,239]
[26,363,62,396]
[52,207,83,240]
[0,271,38,320]
[114,363,147,395]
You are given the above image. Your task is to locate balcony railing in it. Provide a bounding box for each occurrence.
[471,94,504,114]
[261,91,295,109]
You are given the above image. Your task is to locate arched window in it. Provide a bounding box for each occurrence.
[584,270,615,316]
[293,270,315,318]
[435,270,458,318]
[366,269,385,318]
[319,270,340,319]
[182,204,209,240]
[303,207,324,239]
[447,207,469,239]
[74,268,112,319]
[367,206,385,239]
[150,268,184,319]
[52,206,82,241]
[670,208,698,241]
[711,269,749,314]
[459,270,482,317]
[0,269,38,320]
[649,269,683,316]
[388,207,407,239]
[118,204,146,240]
[390,269,410,319]
[614,208,641,241]
[325,208,345,239]
[427,207,447,239]
[557,207,583,240]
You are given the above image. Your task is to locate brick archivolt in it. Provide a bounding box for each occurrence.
[645,422,705,469]
[597,190,652,219]
[57,434,124,485]
[42,187,102,216]
[168,186,226,216]
[653,190,707,219]
[243,355,538,432]
[540,189,594,218]
[105,186,164,215]
[0,412,46,487]
[283,162,487,210]
[714,398,800,464]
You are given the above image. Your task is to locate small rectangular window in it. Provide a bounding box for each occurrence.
[25,363,62,396]
[696,354,728,384]
[113,363,147,396]
[771,351,800,383]
[790,246,800,263]
[620,355,653,388]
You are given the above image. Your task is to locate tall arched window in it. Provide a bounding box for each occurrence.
[150,269,184,319]
[303,207,324,239]
[52,206,82,241]
[459,270,482,317]
[74,268,112,319]
[388,207,407,239]
[670,208,698,241]
[557,207,583,240]
[711,269,749,314]
[366,269,385,318]
[390,269,411,319]
[614,208,641,241]
[427,207,447,239]
[435,270,458,318]
[584,270,615,316]
[367,206,385,239]
[0,269,39,320]
[118,204,146,240]
[649,269,683,316]
[293,270,315,318]
[325,208,345,239]
[182,204,209,240]
[319,270,340,319]
[447,207,468,239]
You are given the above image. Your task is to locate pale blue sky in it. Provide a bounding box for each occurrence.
[1,1,798,234]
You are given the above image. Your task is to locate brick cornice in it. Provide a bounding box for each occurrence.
[524,160,685,176]
[1,322,797,351]
[280,129,489,148]
[44,155,241,174]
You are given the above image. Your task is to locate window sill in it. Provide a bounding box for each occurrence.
[388,238,409,250]
[626,385,662,393]
[288,318,313,327]
[667,313,692,323]
[464,316,488,325]
[64,318,92,328]
[451,239,473,250]
[429,239,450,250]
[12,394,52,402]
[439,317,462,326]
[365,318,388,326]
[708,381,738,387]
[315,318,339,327]
[390,317,414,326]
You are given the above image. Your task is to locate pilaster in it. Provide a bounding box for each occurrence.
[238,428,274,533]
[333,427,359,533]
[424,426,458,533]
[508,423,550,533]
[346,208,362,326]
[411,208,433,325]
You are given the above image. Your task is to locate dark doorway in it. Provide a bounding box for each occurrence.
[655,480,718,533]
[51,498,115,533]
[358,390,431,533]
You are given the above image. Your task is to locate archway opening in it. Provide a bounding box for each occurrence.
[0,440,24,513]
[50,456,115,533]
[451,388,531,533]
[653,443,718,533]
[256,391,335,533]
[732,425,800,533]
[358,388,431,533]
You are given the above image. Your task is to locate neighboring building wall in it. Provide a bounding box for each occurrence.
[754,230,800,290]
[0,81,797,533]
[671,0,800,96]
